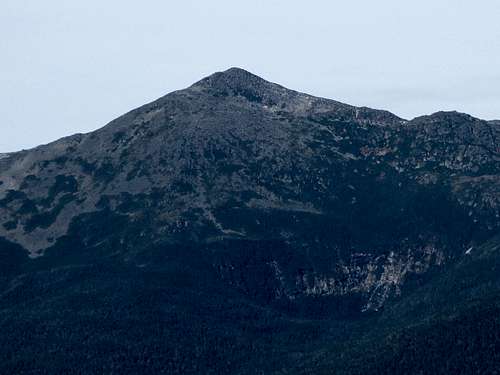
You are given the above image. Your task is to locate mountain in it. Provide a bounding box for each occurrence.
[0,68,499,374]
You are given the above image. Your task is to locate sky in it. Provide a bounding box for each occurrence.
[1,0,500,152]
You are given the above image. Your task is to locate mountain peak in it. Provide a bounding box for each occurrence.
[190,67,273,95]
[409,111,481,126]
[188,68,404,125]
[220,66,261,78]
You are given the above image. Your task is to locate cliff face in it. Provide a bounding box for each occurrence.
[0,68,498,314]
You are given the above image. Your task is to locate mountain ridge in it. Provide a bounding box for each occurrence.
[5,68,499,160]
[4,67,498,154]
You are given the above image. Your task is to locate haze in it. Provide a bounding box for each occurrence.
[1,0,499,152]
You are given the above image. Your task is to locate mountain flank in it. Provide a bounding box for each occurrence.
[0,68,499,374]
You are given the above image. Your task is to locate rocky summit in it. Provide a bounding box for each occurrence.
[0,68,499,374]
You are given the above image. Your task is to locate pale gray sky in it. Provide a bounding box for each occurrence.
[1,0,499,152]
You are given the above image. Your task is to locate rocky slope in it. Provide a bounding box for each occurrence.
[0,68,499,373]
